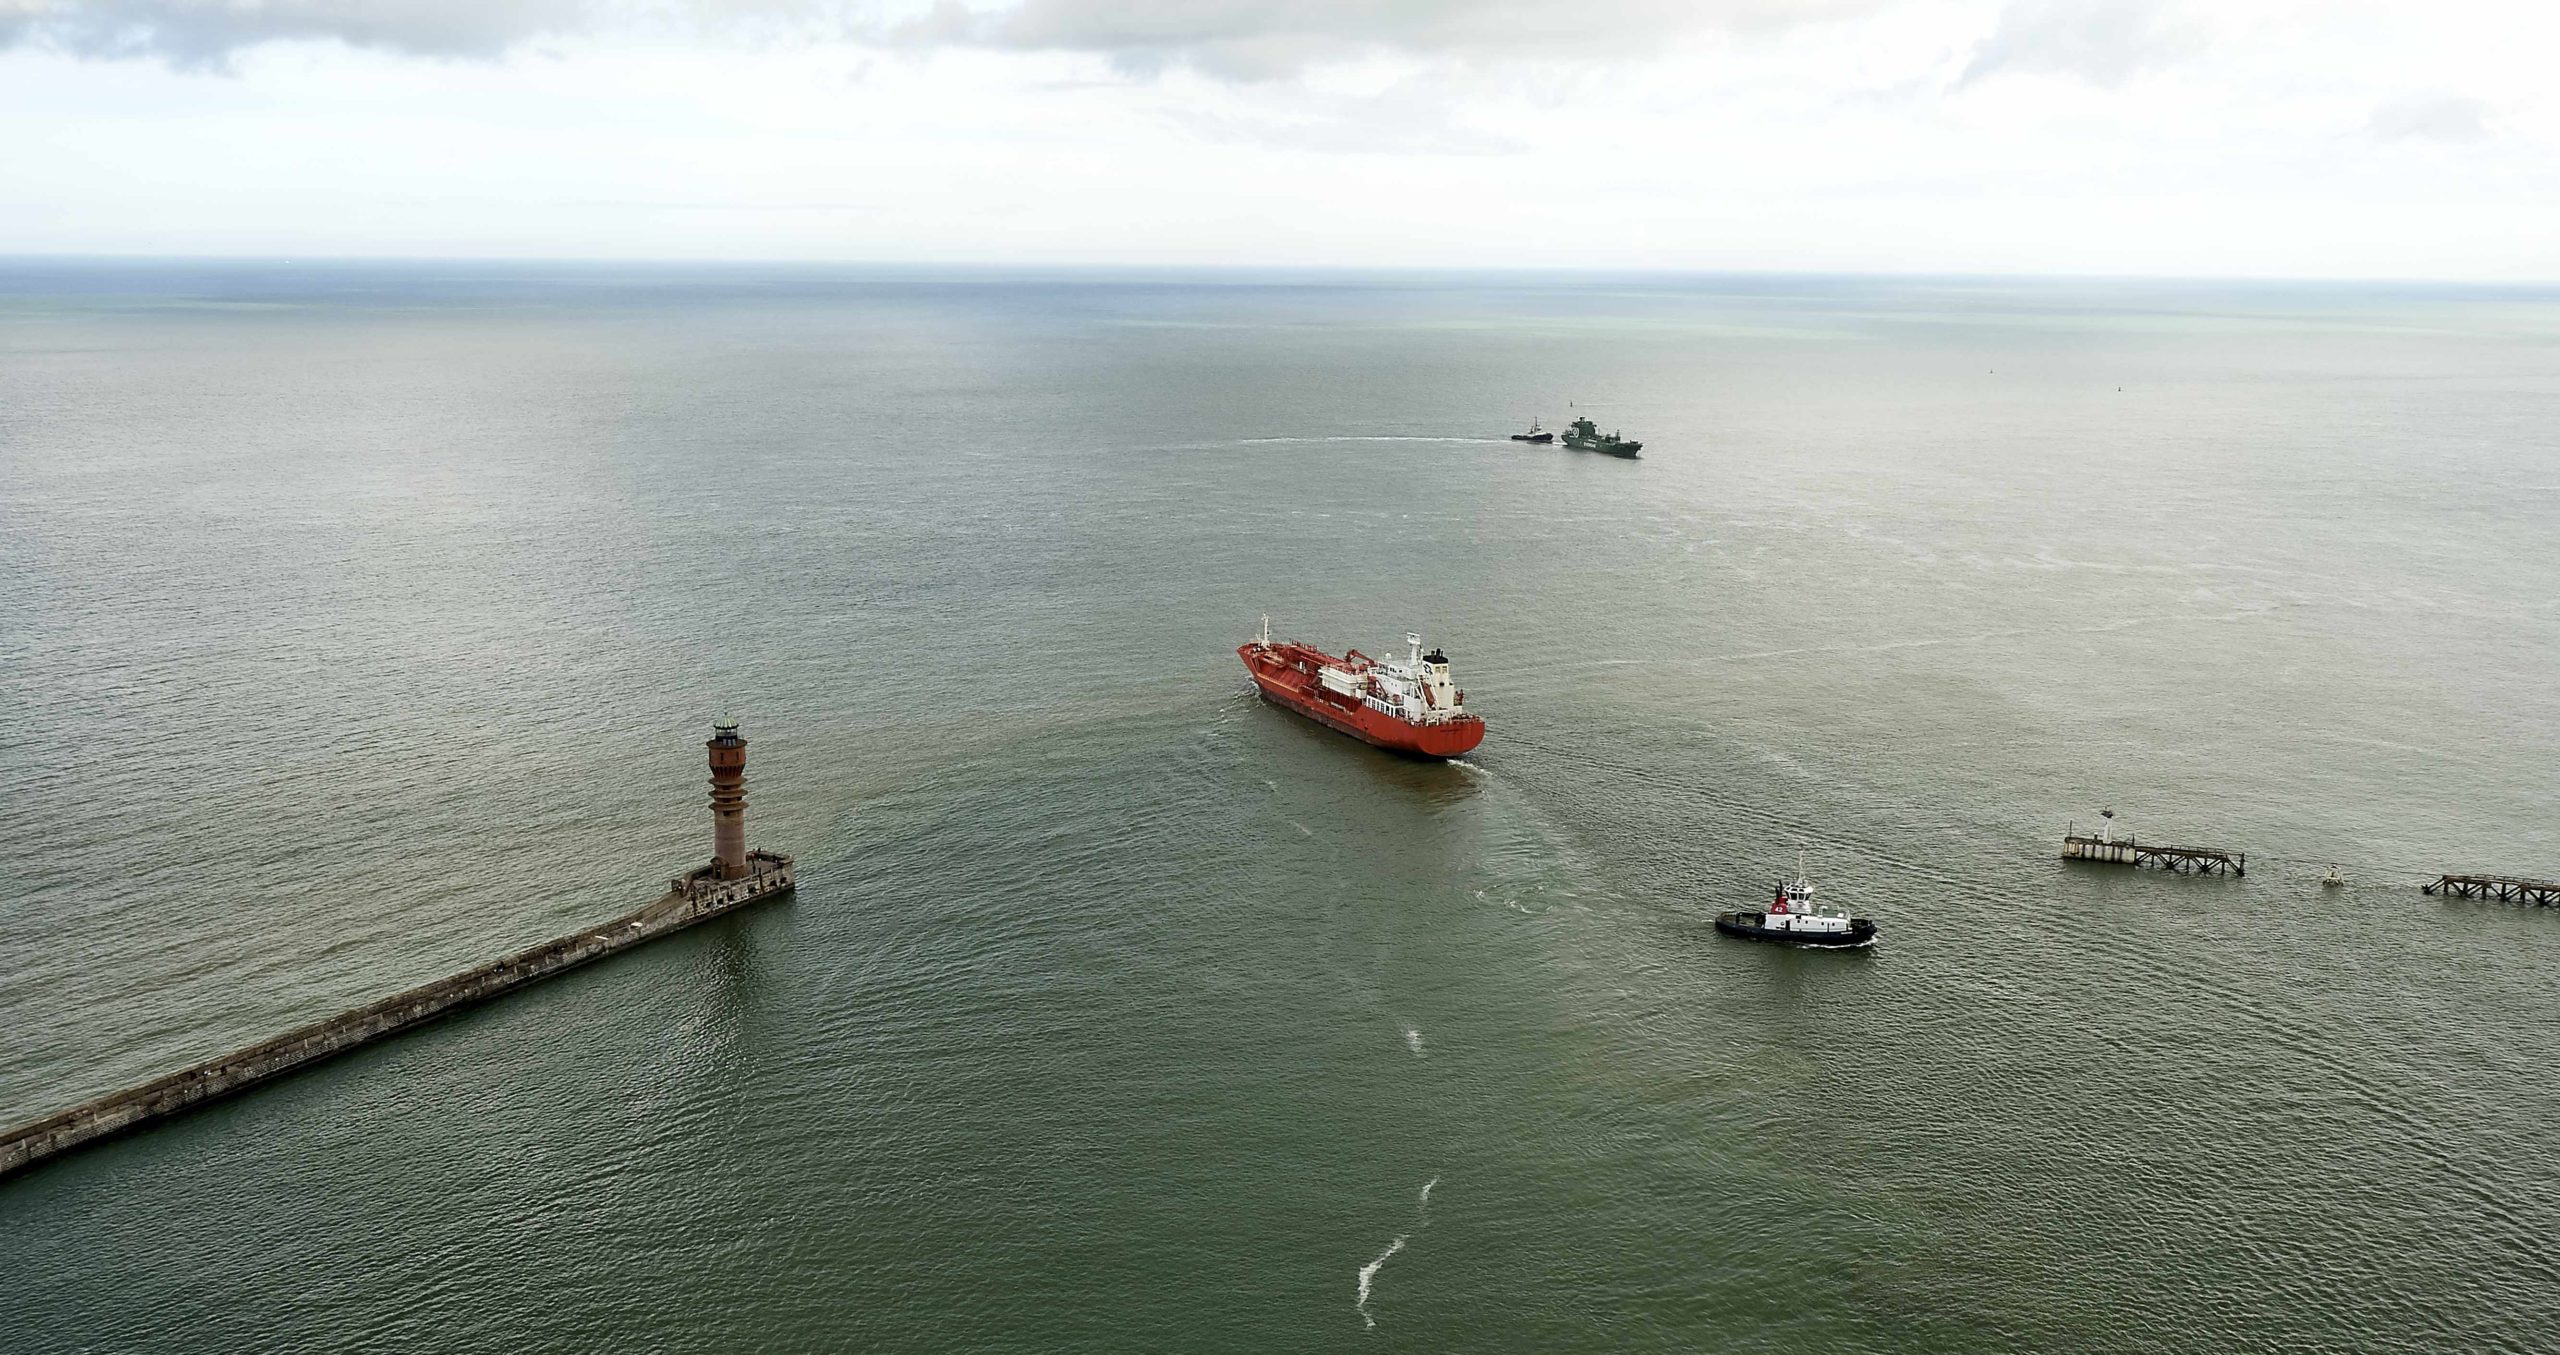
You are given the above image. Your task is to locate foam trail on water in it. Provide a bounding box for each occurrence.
[1356,1236,1406,1329]
[1420,1176,1439,1210]
[1241,435,1502,446]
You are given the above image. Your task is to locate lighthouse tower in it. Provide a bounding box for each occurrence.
[708,718,748,879]
[667,716,793,908]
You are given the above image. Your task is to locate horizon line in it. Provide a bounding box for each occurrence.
[2,253,2557,291]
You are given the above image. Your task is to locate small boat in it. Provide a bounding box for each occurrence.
[2321,866,2348,888]
[1715,858,1876,949]
[1508,418,1553,444]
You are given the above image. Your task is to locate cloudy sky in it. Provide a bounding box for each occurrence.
[3,0,2552,276]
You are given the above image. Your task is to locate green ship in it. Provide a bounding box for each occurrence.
[1561,416,1641,458]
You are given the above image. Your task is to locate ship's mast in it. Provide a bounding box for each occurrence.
[1260,614,1272,647]
[1781,851,1812,912]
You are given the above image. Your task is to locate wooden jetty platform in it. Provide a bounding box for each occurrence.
[2424,874,2559,907]
[2063,832,2246,877]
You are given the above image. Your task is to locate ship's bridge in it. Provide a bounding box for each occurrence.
[1373,633,1466,721]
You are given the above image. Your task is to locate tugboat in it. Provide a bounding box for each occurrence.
[1715,858,1877,949]
[1560,416,1641,458]
[1509,418,1554,444]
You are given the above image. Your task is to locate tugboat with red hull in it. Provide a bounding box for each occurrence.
[1239,618,1486,759]
[1715,858,1877,949]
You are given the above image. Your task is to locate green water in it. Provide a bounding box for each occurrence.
[2,265,2556,1351]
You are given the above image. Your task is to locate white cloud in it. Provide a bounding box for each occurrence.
[2367,94,2489,144]
[1959,0,2203,87]
[0,0,2553,276]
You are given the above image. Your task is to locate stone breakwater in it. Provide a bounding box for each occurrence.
[0,856,795,1182]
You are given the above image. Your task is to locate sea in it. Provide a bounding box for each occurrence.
[2,261,2556,1353]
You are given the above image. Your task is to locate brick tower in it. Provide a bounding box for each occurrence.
[707,718,748,879]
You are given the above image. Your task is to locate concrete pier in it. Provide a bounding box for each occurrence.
[2,718,796,1184]
[0,854,794,1182]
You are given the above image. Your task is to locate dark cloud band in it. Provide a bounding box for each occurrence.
[0,0,1888,75]
[0,0,593,68]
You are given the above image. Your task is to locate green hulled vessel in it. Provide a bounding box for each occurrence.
[1561,416,1642,458]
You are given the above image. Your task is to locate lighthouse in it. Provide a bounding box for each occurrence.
[668,718,795,907]
[708,718,748,879]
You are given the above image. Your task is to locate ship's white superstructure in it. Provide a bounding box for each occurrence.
[1759,858,1859,937]
[1309,633,1473,728]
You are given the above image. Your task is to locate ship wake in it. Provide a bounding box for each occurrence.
[1239,435,1506,446]
[1355,1177,1443,1330]
[1355,1236,1404,1330]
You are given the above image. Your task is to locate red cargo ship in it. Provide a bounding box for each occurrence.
[1239,619,1486,759]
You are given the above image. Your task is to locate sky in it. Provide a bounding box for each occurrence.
[2,0,2554,277]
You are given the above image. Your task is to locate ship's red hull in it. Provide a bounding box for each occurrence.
[1238,642,1486,759]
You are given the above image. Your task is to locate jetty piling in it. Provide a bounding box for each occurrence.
[2063,813,2245,877]
[2424,874,2559,907]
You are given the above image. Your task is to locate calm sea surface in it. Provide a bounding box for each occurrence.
[2,262,2557,1352]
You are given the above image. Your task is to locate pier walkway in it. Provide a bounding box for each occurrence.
[2063,833,2246,877]
[2424,874,2559,907]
